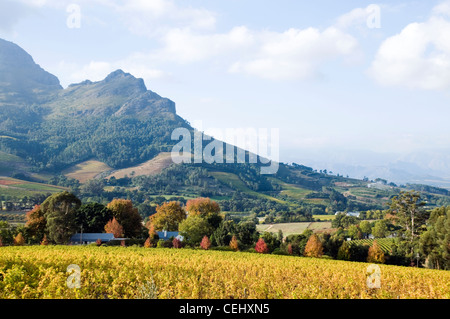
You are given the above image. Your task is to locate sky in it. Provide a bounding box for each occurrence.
[1,0,450,178]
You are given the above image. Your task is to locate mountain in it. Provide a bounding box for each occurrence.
[1,38,449,215]
[0,38,62,105]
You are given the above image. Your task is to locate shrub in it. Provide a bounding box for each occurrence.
[255,238,269,254]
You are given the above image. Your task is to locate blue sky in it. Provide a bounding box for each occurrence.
[1,0,450,175]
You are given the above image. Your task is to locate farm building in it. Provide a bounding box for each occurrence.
[69,233,127,245]
[335,211,360,218]
[157,230,184,242]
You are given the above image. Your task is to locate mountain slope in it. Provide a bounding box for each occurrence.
[1,38,450,213]
[0,38,62,105]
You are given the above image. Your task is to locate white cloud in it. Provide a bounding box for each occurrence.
[147,24,360,81]
[336,4,381,29]
[368,11,450,90]
[150,26,254,64]
[113,0,216,37]
[229,27,360,80]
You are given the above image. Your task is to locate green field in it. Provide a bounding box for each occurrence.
[256,221,333,236]
[0,177,68,198]
[313,214,336,221]
[210,171,285,203]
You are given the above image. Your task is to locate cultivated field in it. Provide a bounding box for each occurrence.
[0,246,448,299]
[257,222,334,236]
[63,160,113,183]
[106,152,177,180]
[0,176,68,198]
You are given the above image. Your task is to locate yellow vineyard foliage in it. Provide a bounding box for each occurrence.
[0,246,448,299]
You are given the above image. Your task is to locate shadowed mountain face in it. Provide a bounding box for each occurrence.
[0,38,62,105]
[0,38,186,170]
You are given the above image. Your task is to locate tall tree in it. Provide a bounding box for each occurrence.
[388,191,429,258]
[25,205,46,243]
[107,199,142,237]
[372,220,389,238]
[186,197,222,229]
[41,192,81,244]
[75,203,113,233]
[419,206,450,270]
[149,201,186,232]
[178,215,211,246]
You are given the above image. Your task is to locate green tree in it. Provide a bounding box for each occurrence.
[419,206,450,270]
[179,215,212,247]
[41,192,81,244]
[372,220,389,238]
[80,179,105,196]
[337,241,352,261]
[213,220,237,246]
[388,191,429,259]
[359,220,372,238]
[235,221,259,247]
[74,203,113,233]
[261,231,281,253]
[347,225,363,239]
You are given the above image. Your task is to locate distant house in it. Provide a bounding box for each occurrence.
[157,230,184,242]
[335,211,360,218]
[347,211,360,218]
[69,233,126,245]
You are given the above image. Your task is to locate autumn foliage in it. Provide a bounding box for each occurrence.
[200,235,211,250]
[13,233,25,246]
[173,237,182,249]
[186,198,220,217]
[304,234,323,258]
[229,235,239,251]
[104,217,124,238]
[255,238,269,254]
[148,201,186,231]
[367,240,385,264]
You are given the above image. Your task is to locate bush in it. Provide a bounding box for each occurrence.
[210,246,234,251]
[156,239,172,248]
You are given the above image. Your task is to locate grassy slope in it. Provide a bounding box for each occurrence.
[63,160,113,183]
[106,152,174,180]
[0,176,68,198]
[210,171,285,203]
